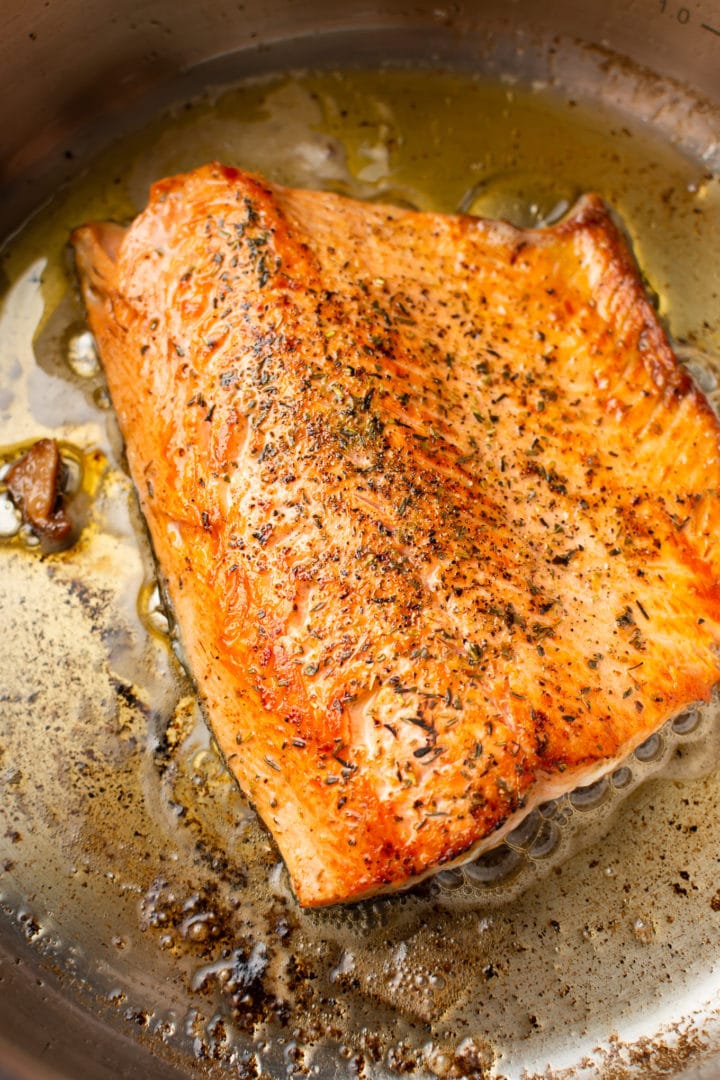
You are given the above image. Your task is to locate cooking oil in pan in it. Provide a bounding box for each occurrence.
[1,66,720,1079]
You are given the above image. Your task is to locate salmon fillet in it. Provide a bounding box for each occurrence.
[72,165,720,907]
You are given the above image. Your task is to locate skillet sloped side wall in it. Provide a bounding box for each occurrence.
[2,0,720,233]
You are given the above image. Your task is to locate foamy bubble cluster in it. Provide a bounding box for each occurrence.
[433,697,720,907]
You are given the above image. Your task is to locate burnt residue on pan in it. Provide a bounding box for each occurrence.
[1,56,720,1080]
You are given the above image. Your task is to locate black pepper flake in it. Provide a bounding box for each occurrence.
[466,641,484,663]
[403,715,434,732]
[616,606,635,628]
[552,546,583,566]
[251,523,274,546]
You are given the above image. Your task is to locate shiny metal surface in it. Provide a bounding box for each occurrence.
[3,0,720,234]
[1,2,720,1078]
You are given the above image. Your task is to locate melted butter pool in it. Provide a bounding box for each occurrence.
[1,66,720,1080]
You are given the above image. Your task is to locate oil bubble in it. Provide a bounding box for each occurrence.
[330,951,356,983]
[366,187,421,211]
[635,733,663,763]
[678,348,718,392]
[675,344,720,415]
[182,913,217,943]
[631,916,656,944]
[19,524,40,547]
[66,327,100,378]
[61,453,82,497]
[464,844,522,885]
[570,777,609,811]
[458,171,579,227]
[0,493,20,537]
[435,868,464,891]
[672,710,700,735]
[505,809,541,849]
[155,1018,178,1042]
[611,766,633,788]
[93,386,111,410]
[427,1049,453,1077]
[527,819,560,859]
[138,580,170,637]
[17,909,42,941]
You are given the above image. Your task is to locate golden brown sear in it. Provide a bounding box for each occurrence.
[72,165,720,906]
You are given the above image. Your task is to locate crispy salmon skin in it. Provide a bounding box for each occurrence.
[72,165,720,907]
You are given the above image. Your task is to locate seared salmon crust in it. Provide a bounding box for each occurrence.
[73,165,720,906]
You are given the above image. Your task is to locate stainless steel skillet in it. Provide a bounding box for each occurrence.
[1,2,720,1078]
